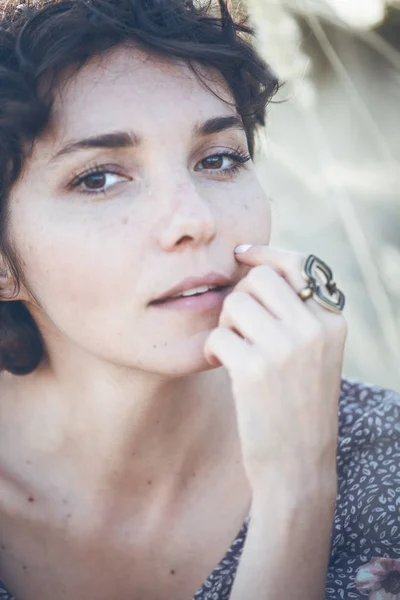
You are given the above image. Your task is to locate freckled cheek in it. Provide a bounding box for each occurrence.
[15,216,146,309]
[220,188,271,243]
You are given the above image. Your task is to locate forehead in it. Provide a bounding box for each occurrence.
[50,45,237,141]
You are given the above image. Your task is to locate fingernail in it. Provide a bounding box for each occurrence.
[234,244,252,254]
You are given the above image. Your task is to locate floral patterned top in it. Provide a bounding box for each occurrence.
[1,379,399,600]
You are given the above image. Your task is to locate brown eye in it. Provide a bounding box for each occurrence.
[70,168,131,195]
[202,155,224,169]
[83,173,107,190]
[195,151,251,175]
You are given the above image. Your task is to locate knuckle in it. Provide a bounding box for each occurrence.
[204,328,219,352]
[275,338,297,364]
[222,290,245,313]
[246,264,271,285]
[332,314,348,339]
[298,315,325,343]
[244,354,268,382]
[287,250,304,270]
[304,319,325,341]
[304,313,347,347]
[207,327,221,344]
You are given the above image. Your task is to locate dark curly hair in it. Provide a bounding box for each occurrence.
[0,0,278,376]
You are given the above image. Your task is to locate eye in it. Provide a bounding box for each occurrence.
[196,151,251,175]
[69,166,132,195]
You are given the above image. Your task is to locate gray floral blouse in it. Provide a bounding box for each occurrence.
[1,379,399,600]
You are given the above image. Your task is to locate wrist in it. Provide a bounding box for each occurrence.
[249,479,337,563]
[250,467,337,517]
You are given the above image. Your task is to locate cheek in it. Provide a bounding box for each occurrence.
[10,201,147,317]
[221,182,271,243]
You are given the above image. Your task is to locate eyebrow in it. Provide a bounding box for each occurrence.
[50,131,141,162]
[194,115,245,137]
[50,115,245,163]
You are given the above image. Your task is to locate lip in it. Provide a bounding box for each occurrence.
[150,286,233,313]
[150,272,234,305]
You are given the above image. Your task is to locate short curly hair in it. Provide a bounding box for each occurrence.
[0,0,278,376]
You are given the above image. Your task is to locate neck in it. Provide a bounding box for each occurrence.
[1,353,240,522]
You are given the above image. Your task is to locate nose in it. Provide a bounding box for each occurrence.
[156,175,217,252]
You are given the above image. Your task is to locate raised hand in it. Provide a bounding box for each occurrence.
[204,245,347,599]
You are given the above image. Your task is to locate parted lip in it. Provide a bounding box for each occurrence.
[150,272,234,304]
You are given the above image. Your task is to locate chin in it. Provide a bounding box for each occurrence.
[156,353,216,378]
[142,333,219,377]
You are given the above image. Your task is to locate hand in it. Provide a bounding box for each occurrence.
[204,245,347,494]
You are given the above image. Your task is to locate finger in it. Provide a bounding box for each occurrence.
[234,245,342,321]
[218,290,292,353]
[204,326,255,373]
[235,245,307,291]
[232,265,318,327]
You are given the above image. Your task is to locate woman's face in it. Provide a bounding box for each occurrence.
[8,46,271,375]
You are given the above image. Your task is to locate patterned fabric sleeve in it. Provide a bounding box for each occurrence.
[0,582,13,600]
[327,379,400,600]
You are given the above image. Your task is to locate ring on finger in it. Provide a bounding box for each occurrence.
[298,254,345,314]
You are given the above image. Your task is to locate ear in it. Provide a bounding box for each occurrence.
[0,256,16,300]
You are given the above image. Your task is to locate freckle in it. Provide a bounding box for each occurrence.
[170,569,176,576]
[22,565,28,571]
[66,513,72,519]
[26,460,31,465]
[62,498,68,505]
[28,496,35,503]
[153,344,157,349]
[147,480,152,486]
[244,204,249,211]
[1,544,6,551]
[121,216,129,225]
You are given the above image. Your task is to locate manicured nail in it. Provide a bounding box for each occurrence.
[234,244,253,254]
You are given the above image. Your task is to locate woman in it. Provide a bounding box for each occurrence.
[0,1,398,599]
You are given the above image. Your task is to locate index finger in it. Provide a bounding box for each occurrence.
[234,245,306,290]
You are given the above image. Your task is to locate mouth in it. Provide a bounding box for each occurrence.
[150,272,233,302]
[150,284,233,312]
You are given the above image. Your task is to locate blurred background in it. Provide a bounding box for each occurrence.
[242,0,400,391]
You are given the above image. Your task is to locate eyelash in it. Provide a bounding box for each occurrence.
[68,149,251,196]
[201,149,251,175]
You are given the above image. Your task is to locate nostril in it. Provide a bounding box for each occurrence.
[176,235,194,246]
